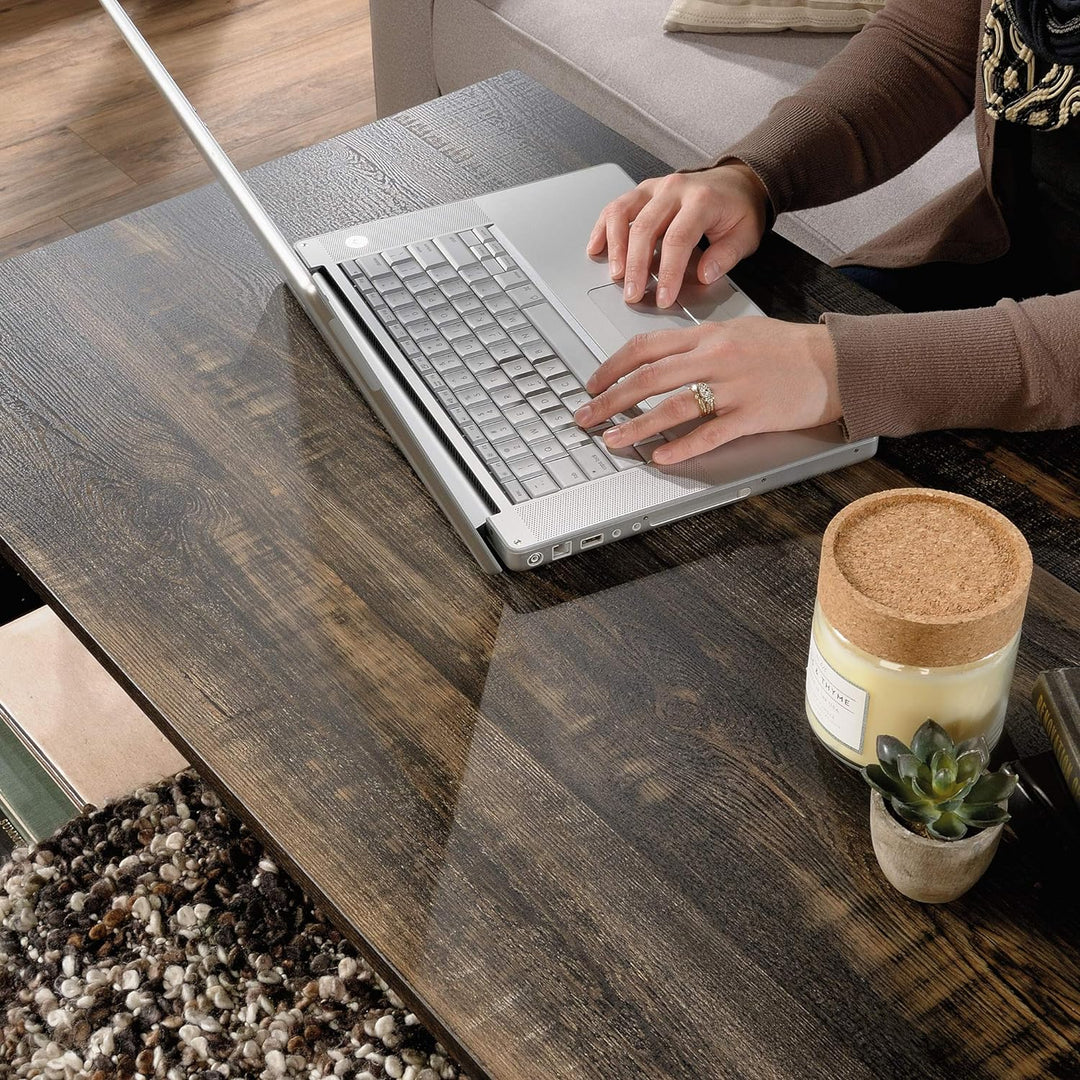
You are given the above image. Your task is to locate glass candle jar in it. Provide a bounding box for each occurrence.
[805,489,1032,767]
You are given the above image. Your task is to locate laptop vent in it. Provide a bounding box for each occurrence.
[516,464,714,544]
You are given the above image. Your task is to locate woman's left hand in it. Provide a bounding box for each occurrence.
[574,318,843,465]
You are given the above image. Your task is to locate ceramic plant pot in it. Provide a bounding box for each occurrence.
[868,790,1005,903]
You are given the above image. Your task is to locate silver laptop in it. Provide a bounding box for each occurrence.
[99,0,877,573]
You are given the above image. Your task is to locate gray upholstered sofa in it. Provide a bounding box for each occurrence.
[369,0,978,265]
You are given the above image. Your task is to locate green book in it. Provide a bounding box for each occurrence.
[1031,667,1080,812]
[0,702,80,846]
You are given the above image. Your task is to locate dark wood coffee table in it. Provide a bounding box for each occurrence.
[2,71,1079,1080]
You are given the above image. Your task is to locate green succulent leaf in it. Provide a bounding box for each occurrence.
[955,749,985,786]
[968,770,1019,804]
[931,748,958,795]
[911,720,955,764]
[862,764,914,803]
[898,753,934,797]
[876,735,911,773]
[955,802,1011,828]
[955,736,991,768]
[892,799,938,826]
[927,811,968,841]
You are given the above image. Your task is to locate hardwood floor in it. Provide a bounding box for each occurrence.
[0,0,375,262]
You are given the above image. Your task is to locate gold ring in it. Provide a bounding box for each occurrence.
[689,382,715,417]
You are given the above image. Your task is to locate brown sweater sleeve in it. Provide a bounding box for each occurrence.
[721,0,981,213]
[824,291,1080,438]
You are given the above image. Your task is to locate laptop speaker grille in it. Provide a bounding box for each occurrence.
[515,464,715,544]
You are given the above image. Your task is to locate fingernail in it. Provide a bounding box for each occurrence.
[611,261,623,278]
[656,286,670,307]
[575,405,593,425]
[624,277,637,299]
[604,426,626,447]
[702,262,719,284]
[652,447,671,464]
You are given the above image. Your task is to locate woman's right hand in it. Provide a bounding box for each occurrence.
[586,162,770,309]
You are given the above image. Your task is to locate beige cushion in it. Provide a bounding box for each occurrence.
[664,0,884,33]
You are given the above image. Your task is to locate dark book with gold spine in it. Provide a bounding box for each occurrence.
[1031,667,1080,811]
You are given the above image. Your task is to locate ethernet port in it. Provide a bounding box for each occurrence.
[551,541,572,560]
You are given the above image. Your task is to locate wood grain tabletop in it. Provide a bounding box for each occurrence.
[2,71,1079,1080]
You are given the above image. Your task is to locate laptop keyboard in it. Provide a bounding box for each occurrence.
[341,226,663,503]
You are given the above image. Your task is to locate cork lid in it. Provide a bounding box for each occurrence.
[817,489,1032,667]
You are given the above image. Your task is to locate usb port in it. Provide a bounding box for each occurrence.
[579,533,604,550]
[551,541,572,560]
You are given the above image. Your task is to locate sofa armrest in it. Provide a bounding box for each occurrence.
[370,0,440,117]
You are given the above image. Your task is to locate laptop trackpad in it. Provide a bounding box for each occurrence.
[587,283,698,342]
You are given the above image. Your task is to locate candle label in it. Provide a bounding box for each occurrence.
[806,632,869,752]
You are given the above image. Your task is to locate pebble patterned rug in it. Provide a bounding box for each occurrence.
[0,771,470,1080]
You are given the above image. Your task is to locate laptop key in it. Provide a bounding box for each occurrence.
[523,473,560,498]
[470,402,502,426]
[562,390,592,413]
[508,455,545,481]
[485,293,516,315]
[556,427,590,449]
[490,459,513,482]
[410,318,440,340]
[522,338,556,362]
[416,289,444,311]
[501,357,532,378]
[461,423,485,444]
[506,283,544,307]
[472,278,503,299]
[503,402,538,426]
[452,336,485,359]
[394,258,425,279]
[443,321,471,341]
[504,480,530,504]
[490,341,521,363]
[518,418,549,443]
[515,374,547,396]
[357,253,393,278]
[527,390,561,413]
[430,352,461,372]
[440,278,471,299]
[408,239,447,269]
[482,258,502,276]
[448,405,469,425]
[478,369,510,391]
[436,388,457,409]
[495,436,530,461]
[394,303,426,325]
[430,304,458,326]
[482,418,515,443]
[475,226,493,241]
[444,368,477,391]
[384,289,414,310]
[548,373,583,397]
[465,309,496,330]
[490,385,523,408]
[542,406,576,429]
[452,295,484,315]
[476,325,509,347]
[418,336,451,358]
[371,273,401,294]
[496,309,529,330]
[430,263,459,284]
[456,385,489,408]
[475,441,499,462]
[509,325,542,346]
[461,264,489,284]
[534,358,568,380]
[570,444,616,479]
[423,372,446,392]
[596,437,644,470]
[495,269,528,290]
[530,435,565,461]
[463,354,497,375]
[546,456,588,488]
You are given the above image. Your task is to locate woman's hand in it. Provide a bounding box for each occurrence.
[574,319,843,465]
[586,163,770,308]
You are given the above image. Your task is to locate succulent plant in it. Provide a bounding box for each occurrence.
[861,719,1018,841]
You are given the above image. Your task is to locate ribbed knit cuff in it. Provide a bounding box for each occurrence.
[720,97,868,215]
[822,306,1023,440]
